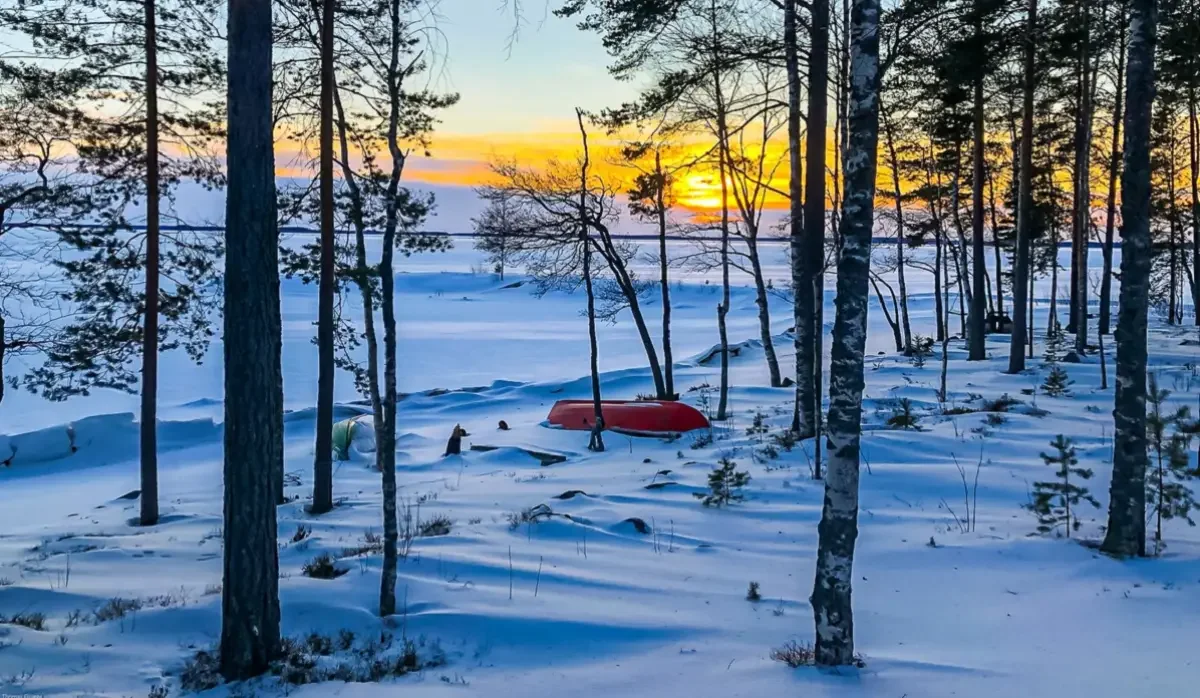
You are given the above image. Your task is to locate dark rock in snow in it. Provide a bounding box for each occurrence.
[621,517,651,534]
[554,490,589,500]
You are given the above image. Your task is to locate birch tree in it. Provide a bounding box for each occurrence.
[812,0,880,665]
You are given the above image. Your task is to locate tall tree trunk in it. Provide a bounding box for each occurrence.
[968,22,987,360]
[0,315,5,407]
[378,0,406,616]
[798,0,831,439]
[333,86,383,472]
[221,0,282,676]
[949,153,971,337]
[786,0,806,431]
[1048,202,1060,331]
[140,0,161,527]
[712,21,732,422]
[869,273,903,351]
[934,192,946,342]
[311,0,336,516]
[987,164,1005,317]
[1100,14,1126,336]
[1168,166,1179,324]
[1009,0,1037,372]
[1190,83,1199,325]
[579,110,605,452]
[1071,0,1093,353]
[656,150,675,398]
[1102,0,1156,558]
[751,241,783,386]
[882,103,913,351]
[812,0,878,664]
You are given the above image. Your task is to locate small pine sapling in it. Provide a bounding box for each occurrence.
[746,410,769,441]
[694,457,750,507]
[1026,435,1099,536]
[1145,374,1198,552]
[1042,326,1066,365]
[886,398,920,430]
[1041,365,1074,397]
[746,581,761,602]
[909,335,934,368]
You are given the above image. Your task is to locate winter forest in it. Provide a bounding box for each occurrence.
[1,0,1199,694]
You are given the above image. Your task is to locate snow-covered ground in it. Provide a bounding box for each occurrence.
[2,242,1199,697]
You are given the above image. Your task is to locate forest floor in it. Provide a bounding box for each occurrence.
[2,250,1199,698]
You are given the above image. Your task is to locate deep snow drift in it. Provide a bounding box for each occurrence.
[1,243,1198,697]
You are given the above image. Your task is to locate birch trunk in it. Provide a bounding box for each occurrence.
[333,88,383,472]
[1190,85,1199,325]
[786,0,806,431]
[1101,0,1156,558]
[221,0,282,675]
[812,0,879,664]
[378,0,406,615]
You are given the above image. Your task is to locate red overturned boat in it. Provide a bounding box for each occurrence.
[546,400,710,437]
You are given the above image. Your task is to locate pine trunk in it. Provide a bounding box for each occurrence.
[1102,0,1156,558]
[812,0,878,664]
[1100,19,1126,336]
[221,0,282,675]
[798,0,831,439]
[1009,0,1037,373]
[140,0,160,527]
[312,0,336,516]
[968,27,987,361]
[656,151,675,398]
[1071,0,1093,354]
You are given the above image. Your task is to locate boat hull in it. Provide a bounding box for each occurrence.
[545,400,710,436]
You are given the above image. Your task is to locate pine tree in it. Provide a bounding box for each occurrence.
[695,457,751,507]
[1145,373,1198,552]
[221,0,281,678]
[1,0,225,526]
[1041,326,1074,396]
[1102,0,1156,558]
[1027,435,1100,536]
[1042,365,1075,397]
